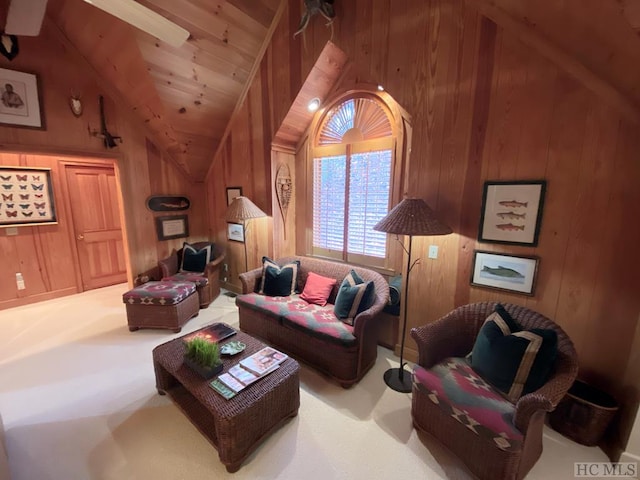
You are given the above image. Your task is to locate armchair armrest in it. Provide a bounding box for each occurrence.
[410,311,478,369]
[158,250,179,278]
[513,351,578,432]
[239,267,263,294]
[203,245,225,278]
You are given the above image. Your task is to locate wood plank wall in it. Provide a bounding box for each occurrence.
[210,0,640,454]
[0,19,208,309]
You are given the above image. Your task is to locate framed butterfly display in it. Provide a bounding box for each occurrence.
[0,166,57,227]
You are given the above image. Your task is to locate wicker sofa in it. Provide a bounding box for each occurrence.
[236,256,389,388]
[410,302,578,480]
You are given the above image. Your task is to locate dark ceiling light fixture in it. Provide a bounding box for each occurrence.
[0,34,19,61]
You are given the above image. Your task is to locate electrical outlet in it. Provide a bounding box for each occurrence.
[428,245,439,259]
[16,272,25,290]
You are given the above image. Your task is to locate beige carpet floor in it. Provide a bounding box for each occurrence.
[0,284,608,479]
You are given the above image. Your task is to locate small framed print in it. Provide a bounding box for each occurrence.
[227,222,244,243]
[470,250,539,296]
[226,186,242,206]
[478,180,546,246]
[0,68,44,129]
[155,214,189,241]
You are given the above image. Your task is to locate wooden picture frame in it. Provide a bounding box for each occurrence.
[478,180,546,246]
[0,68,44,129]
[226,186,242,206]
[470,250,539,296]
[227,222,244,243]
[0,166,57,227]
[155,214,189,241]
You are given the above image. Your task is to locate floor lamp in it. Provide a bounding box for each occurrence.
[225,196,267,273]
[373,198,453,393]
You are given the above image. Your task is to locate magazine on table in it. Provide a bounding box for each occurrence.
[182,323,236,344]
[209,378,237,399]
[239,347,288,376]
[217,364,280,393]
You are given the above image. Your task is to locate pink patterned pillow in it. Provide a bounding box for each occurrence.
[300,272,337,306]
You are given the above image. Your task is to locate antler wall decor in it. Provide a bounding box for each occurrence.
[294,0,336,38]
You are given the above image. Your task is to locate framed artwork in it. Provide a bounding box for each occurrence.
[0,68,44,129]
[0,167,57,227]
[226,186,242,206]
[470,250,539,296]
[478,180,546,246]
[227,222,245,243]
[155,214,189,241]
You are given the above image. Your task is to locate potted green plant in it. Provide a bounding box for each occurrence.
[183,337,223,379]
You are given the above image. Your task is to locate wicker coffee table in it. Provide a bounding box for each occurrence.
[152,327,300,473]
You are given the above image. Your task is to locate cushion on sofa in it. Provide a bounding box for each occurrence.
[300,272,337,306]
[334,270,374,325]
[413,357,523,452]
[470,304,558,402]
[181,242,212,272]
[259,257,300,296]
[236,293,357,346]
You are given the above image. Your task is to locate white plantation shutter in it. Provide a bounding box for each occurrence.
[311,95,395,266]
[313,155,346,252]
[347,150,391,258]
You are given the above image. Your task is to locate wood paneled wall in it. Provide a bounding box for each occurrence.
[0,19,208,308]
[210,0,640,453]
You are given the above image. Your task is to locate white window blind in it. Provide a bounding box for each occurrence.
[313,155,346,252]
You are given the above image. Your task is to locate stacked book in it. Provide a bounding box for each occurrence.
[210,346,288,399]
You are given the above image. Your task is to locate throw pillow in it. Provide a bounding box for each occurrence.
[259,257,300,297]
[300,272,337,306]
[181,242,212,272]
[470,304,558,402]
[333,270,375,326]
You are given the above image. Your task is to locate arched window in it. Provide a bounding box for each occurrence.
[310,94,397,268]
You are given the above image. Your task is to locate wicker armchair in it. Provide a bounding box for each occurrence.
[158,242,225,308]
[410,302,578,480]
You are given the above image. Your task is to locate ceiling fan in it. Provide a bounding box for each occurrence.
[4,0,190,47]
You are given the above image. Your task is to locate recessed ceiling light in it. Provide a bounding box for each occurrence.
[307,98,321,112]
[377,85,384,91]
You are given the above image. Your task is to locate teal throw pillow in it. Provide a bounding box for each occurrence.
[181,242,212,272]
[470,304,558,402]
[259,257,300,297]
[333,270,375,326]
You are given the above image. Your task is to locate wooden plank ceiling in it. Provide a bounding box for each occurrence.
[5,0,640,181]
[46,0,282,181]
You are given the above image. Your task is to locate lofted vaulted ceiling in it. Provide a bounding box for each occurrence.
[45,0,283,181]
[2,0,640,182]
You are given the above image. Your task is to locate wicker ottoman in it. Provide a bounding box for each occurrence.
[123,281,199,333]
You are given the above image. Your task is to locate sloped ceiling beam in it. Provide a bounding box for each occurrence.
[206,0,286,180]
[467,0,640,124]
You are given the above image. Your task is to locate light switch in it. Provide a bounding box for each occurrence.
[428,245,438,259]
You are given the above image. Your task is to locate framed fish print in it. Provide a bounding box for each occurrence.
[471,250,539,295]
[0,166,57,227]
[478,180,546,246]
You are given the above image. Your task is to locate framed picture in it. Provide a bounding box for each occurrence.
[478,180,546,246]
[0,167,57,227]
[155,214,189,241]
[146,195,190,212]
[0,68,44,129]
[226,186,242,206]
[470,250,539,296]
[227,222,244,242]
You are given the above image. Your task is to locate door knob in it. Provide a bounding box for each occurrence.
[77,234,84,240]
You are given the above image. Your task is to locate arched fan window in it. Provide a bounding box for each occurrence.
[311,94,396,267]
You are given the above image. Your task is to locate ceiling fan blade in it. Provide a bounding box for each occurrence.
[83,0,190,47]
[4,0,48,36]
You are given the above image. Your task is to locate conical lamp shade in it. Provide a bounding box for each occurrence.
[373,198,452,236]
[225,196,267,222]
